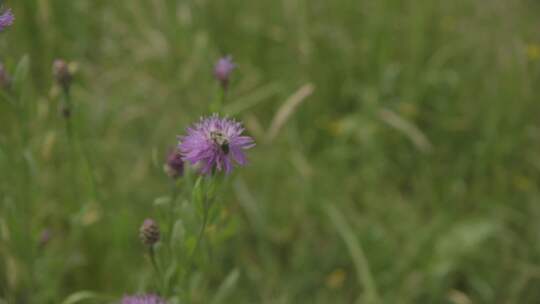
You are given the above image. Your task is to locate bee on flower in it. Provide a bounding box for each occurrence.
[178,114,255,175]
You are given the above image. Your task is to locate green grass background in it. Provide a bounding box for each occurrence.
[2,0,540,303]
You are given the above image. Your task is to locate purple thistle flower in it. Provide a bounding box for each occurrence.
[214,55,236,89]
[0,9,14,31]
[179,114,255,175]
[122,294,166,304]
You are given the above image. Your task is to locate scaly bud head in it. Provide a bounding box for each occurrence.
[139,218,160,246]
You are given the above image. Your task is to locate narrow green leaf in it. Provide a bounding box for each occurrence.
[211,269,240,304]
[326,205,380,304]
[170,219,185,249]
[13,55,30,92]
[61,291,100,304]
[192,176,205,218]
[154,196,172,207]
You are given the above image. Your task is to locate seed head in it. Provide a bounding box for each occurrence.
[213,55,236,89]
[139,218,160,246]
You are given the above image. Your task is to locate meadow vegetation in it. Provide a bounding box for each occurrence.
[1,0,540,303]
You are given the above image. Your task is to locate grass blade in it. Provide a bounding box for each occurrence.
[326,205,380,304]
[211,269,240,304]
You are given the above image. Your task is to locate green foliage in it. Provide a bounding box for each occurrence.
[1,0,540,303]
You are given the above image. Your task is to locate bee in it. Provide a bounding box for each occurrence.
[210,131,230,154]
[220,142,230,154]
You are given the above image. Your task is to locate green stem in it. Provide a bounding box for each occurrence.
[220,87,227,110]
[181,194,212,286]
[62,89,76,181]
[149,246,164,292]
[61,89,100,204]
[211,86,227,114]
[168,182,179,242]
[163,180,179,295]
[193,197,210,257]
[62,88,73,135]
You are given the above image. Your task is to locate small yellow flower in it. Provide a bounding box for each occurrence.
[81,202,101,226]
[398,102,418,118]
[526,44,540,61]
[514,175,532,192]
[41,131,57,160]
[327,120,343,136]
[325,269,346,289]
[441,16,455,31]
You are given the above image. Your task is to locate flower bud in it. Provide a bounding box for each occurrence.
[139,218,160,246]
[213,55,235,89]
[164,148,184,179]
[52,59,73,91]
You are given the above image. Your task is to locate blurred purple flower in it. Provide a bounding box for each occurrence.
[122,294,166,304]
[179,114,255,175]
[39,229,52,247]
[0,9,14,31]
[164,148,184,178]
[213,55,235,89]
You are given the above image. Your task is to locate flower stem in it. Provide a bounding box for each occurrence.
[211,86,227,114]
[182,193,212,286]
[168,182,179,241]
[149,245,164,292]
[61,88,100,205]
[62,89,75,153]
[193,196,210,257]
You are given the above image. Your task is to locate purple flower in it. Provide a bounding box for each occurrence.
[122,294,166,304]
[0,9,14,31]
[164,148,184,178]
[179,114,255,175]
[213,55,236,89]
[39,229,52,248]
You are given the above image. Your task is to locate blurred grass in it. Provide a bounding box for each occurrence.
[2,0,540,303]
